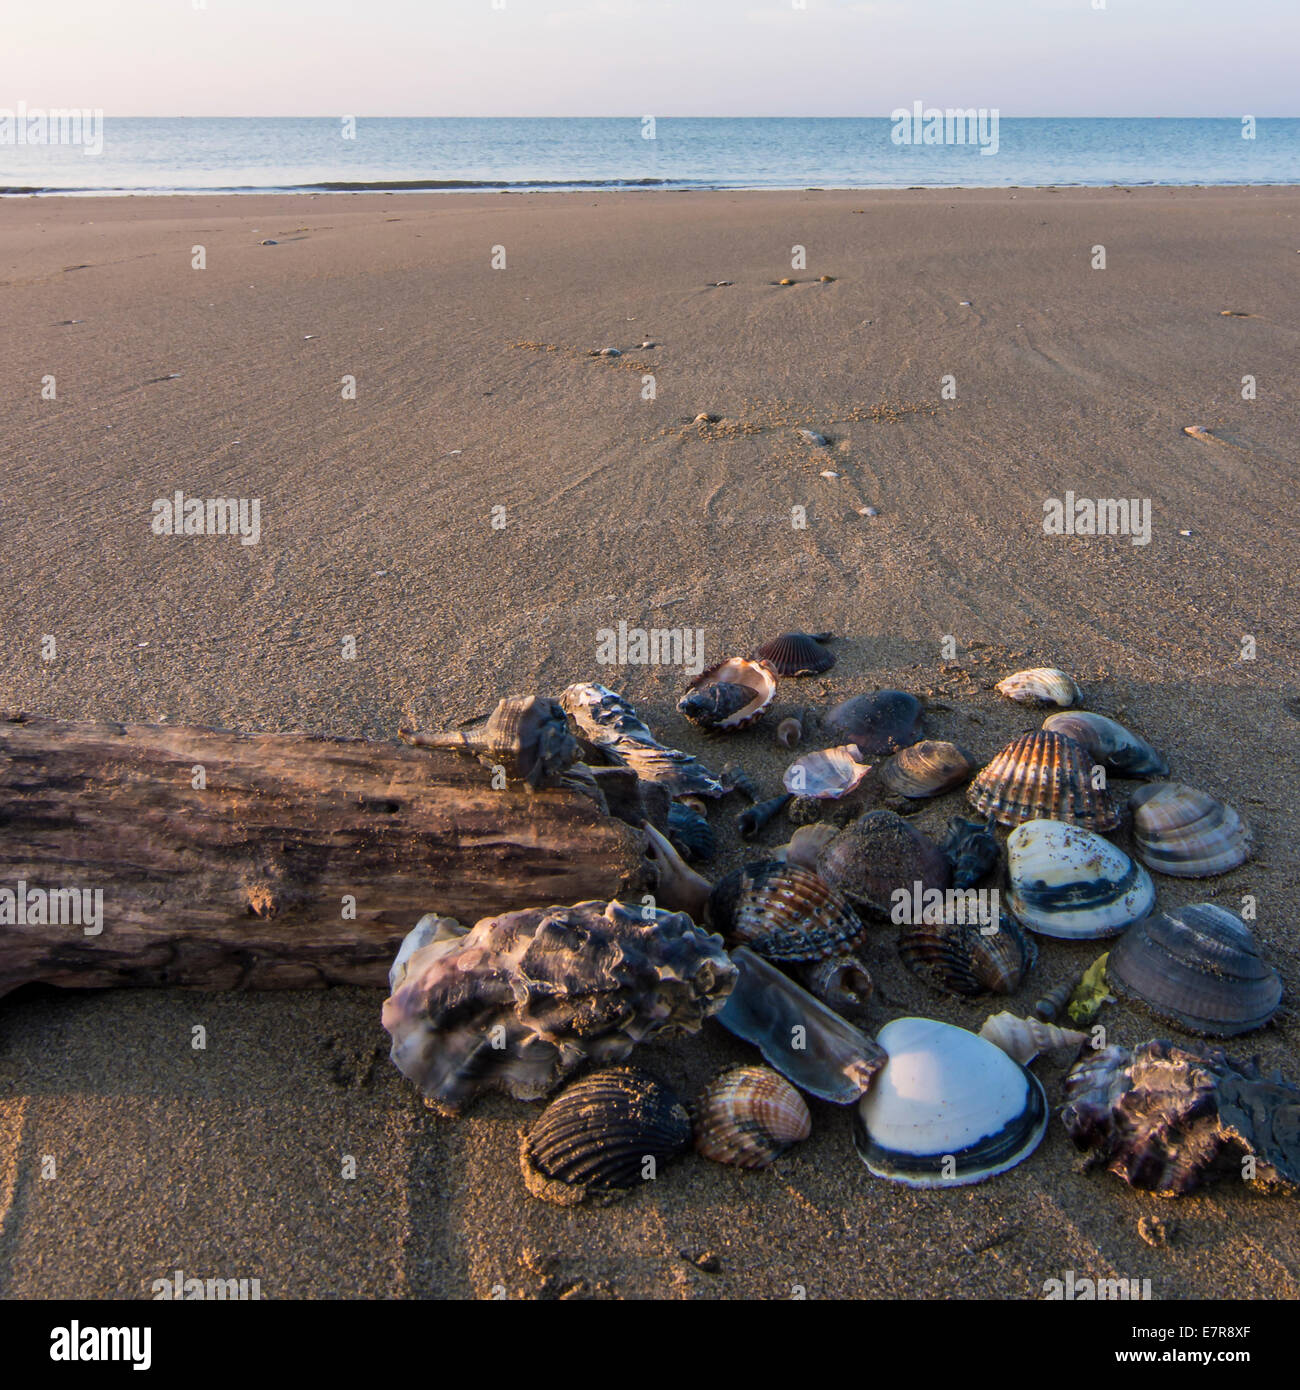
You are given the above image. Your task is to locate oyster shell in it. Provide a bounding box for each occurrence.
[694,1065,812,1169]
[824,690,923,754]
[853,1017,1049,1188]
[678,657,777,733]
[1042,710,1168,778]
[815,809,951,916]
[752,631,835,677]
[995,667,1081,707]
[708,860,864,964]
[520,1067,692,1205]
[880,739,977,799]
[782,743,871,799]
[940,813,1001,888]
[715,946,886,1103]
[1107,903,1282,1036]
[1005,819,1154,940]
[897,909,1037,997]
[978,1011,1088,1065]
[400,694,579,789]
[561,682,725,797]
[666,799,715,863]
[968,730,1120,831]
[1061,1040,1300,1195]
[1129,782,1251,878]
[382,899,735,1114]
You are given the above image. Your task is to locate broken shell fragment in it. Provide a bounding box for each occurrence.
[667,799,716,863]
[776,822,839,871]
[715,947,886,1103]
[561,682,724,797]
[1042,711,1168,778]
[897,909,1037,998]
[708,860,864,964]
[995,667,1081,707]
[824,691,923,754]
[783,743,871,799]
[1107,903,1282,1037]
[1060,1040,1300,1196]
[382,899,735,1115]
[678,658,778,734]
[1005,819,1154,940]
[753,631,835,677]
[694,1066,812,1169]
[400,694,579,789]
[775,715,803,749]
[978,1011,1088,1066]
[880,740,977,799]
[520,1067,692,1205]
[1068,953,1112,1025]
[853,1017,1048,1188]
[940,814,1001,889]
[1129,782,1251,878]
[736,793,792,841]
[815,809,951,916]
[968,730,1120,831]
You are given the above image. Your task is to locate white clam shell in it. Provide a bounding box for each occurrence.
[1005,819,1154,939]
[782,743,871,798]
[995,667,1080,707]
[853,1017,1047,1188]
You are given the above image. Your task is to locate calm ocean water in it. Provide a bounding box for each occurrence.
[2,117,1297,195]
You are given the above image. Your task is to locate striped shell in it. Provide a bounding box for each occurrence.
[1129,782,1251,878]
[880,740,978,798]
[708,860,864,963]
[1005,819,1154,940]
[1108,903,1281,1036]
[694,1066,812,1169]
[995,667,1081,707]
[753,631,835,677]
[519,1068,692,1205]
[783,743,871,798]
[897,910,1037,997]
[1042,711,1168,778]
[968,730,1120,831]
[678,657,778,733]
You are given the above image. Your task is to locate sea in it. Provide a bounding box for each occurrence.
[2,116,1297,195]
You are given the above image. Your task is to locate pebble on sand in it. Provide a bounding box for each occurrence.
[797,429,828,447]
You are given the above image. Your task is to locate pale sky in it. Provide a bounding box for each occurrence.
[6,0,1298,117]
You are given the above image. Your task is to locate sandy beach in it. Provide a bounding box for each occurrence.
[1,186,1298,1300]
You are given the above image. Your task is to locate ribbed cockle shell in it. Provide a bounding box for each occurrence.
[708,860,864,963]
[968,730,1120,831]
[694,1066,812,1169]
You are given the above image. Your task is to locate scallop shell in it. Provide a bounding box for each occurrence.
[995,667,1081,707]
[753,631,835,677]
[940,814,1001,888]
[694,1066,812,1169]
[1108,903,1282,1036]
[783,743,871,799]
[824,691,923,754]
[815,809,951,916]
[1042,711,1168,778]
[978,1011,1088,1066]
[1129,782,1251,878]
[715,946,886,1103]
[520,1067,692,1205]
[897,909,1037,997]
[678,657,778,733]
[708,860,864,963]
[666,799,716,863]
[968,730,1120,831]
[1005,819,1154,940]
[880,740,977,799]
[853,1017,1049,1188]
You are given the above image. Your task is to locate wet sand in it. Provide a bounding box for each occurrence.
[1,186,1298,1299]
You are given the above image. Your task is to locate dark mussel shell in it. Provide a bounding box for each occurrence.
[753,631,835,677]
[898,909,1037,997]
[709,860,864,963]
[1108,903,1282,1036]
[667,799,716,863]
[520,1067,693,1205]
[824,691,923,755]
[940,814,1001,889]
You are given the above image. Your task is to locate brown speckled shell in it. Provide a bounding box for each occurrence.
[968,730,1120,831]
[709,860,864,963]
[694,1066,812,1169]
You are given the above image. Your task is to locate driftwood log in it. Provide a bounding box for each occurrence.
[0,714,654,996]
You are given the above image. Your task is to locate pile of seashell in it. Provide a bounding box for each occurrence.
[382,645,1293,1203]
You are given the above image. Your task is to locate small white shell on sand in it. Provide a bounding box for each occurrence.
[798,429,828,446]
[819,470,839,480]
[598,347,621,357]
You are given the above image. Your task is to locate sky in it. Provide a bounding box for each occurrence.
[5,0,1298,118]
